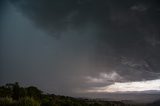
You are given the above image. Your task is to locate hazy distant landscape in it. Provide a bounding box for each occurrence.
[0,82,160,106]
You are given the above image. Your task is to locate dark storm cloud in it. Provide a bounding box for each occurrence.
[1,0,160,96]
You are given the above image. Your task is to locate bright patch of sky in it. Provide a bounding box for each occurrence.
[85,79,160,93]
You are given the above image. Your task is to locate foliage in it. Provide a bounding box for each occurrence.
[41,96,55,106]
[26,86,42,99]
[17,97,40,106]
[0,97,15,106]
[12,82,20,100]
[0,85,12,98]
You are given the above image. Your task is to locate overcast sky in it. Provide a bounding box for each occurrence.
[1,0,160,100]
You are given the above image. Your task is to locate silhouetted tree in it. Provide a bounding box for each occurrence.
[26,86,42,100]
[0,86,12,97]
[12,82,20,100]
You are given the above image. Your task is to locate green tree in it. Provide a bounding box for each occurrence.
[26,86,42,100]
[12,82,20,100]
[41,96,55,106]
[0,86,12,97]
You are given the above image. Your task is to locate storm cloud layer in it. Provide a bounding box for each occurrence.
[1,0,160,97]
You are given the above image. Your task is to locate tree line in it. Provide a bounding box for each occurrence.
[0,82,154,106]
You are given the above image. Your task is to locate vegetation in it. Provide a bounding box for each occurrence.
[0,82,158,106]
[0,97,15,106]
[18,97,40,106]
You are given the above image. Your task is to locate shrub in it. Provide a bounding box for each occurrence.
[41,96,57,106]
[17,97,40,106]
[0,97,15,106]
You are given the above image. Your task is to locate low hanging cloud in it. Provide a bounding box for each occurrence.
[1,0,160,97]
[85,72,123,83]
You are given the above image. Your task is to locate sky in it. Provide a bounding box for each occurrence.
[1,0,160,100]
